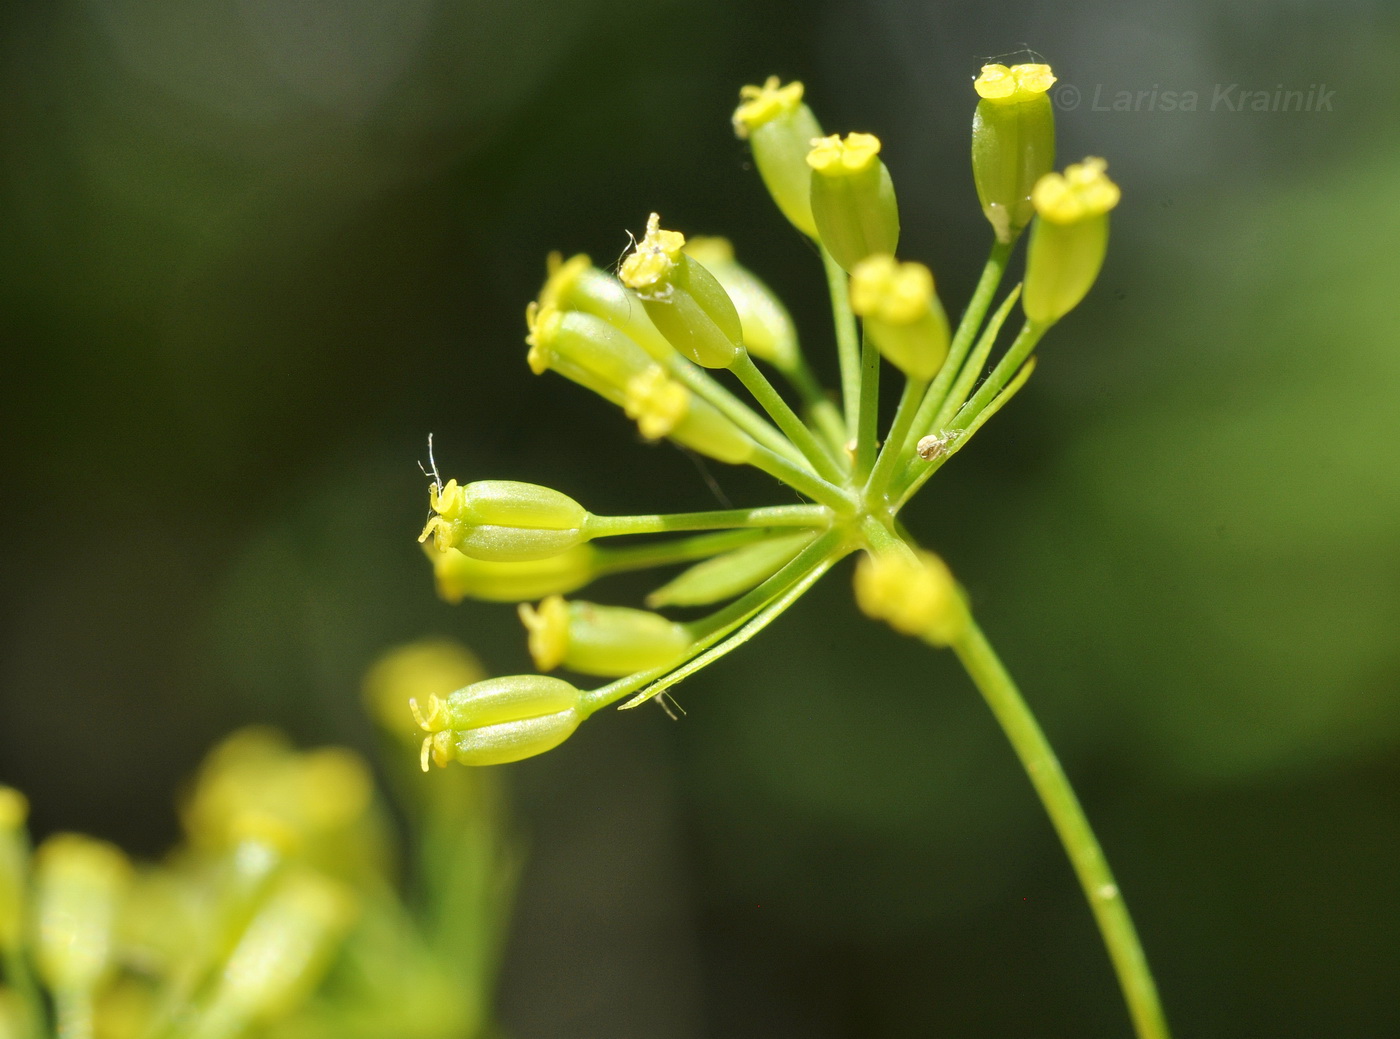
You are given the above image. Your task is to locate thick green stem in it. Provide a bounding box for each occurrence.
[949,318,1049,432]
[586,504,831,538]
[785,355,850,458]
[747,445,852,510]
[593,528,774,574]
[731,352,847,484]
[951,618,1172,1039]
[822,248,861,439]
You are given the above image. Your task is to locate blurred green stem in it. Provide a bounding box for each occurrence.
[951,618,1171,1039]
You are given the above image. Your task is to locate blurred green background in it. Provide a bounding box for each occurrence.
[3,0,1398,1035]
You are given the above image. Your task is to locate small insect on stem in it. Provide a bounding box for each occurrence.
[916,429,963,461]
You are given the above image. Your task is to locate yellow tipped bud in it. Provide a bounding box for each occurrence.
[623,367,690,440]
[684,237,799,370]
[519,595,690,677]
[854,547,967,647]
[412,674,585,769]
[426,542,600,604]
[539,252,675,361]
[418,478,589,563]
[732,77,823,237]
[807,133,900,273]
[1023,158,1121,324]
[849,255,950,380]
[620,214,742,369]
[33,833,131,995]
[971,63,1057,243]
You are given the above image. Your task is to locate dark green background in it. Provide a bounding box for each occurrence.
[3,0,1398,1035]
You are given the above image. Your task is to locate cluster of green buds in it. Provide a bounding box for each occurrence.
[0,640,515,1039]
[413,59,1120,770]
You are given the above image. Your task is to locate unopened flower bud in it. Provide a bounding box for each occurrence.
[619,214,742,369]
[806,133,900,274]
[684,237,799,371]
[426,542,600,604]
[33,833,132,995]
[645,531,815,608]
[538,252,675,362]
[519,595,691,677]
[971,63,1057,243]
[204,870,356,1030]
[849,255,950,380]
[732,77,823,238]
[418,479,589,563]
[411,674,585,770]
[854,546,967,646]
[1023,157,1121,324]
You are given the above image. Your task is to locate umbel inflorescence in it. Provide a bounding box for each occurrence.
[412,63,1119,770]
[414,63,1173,1039]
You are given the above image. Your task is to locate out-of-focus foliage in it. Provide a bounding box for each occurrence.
[4,0,1399,1036]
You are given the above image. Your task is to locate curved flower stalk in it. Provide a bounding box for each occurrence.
[414,61,1170,1039]
[0,641,515,1039]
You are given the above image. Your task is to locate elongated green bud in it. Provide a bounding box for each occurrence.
[519,595,690,677]
[203,870,356,1030]
[684,237,799,371]
[33,833,131,996]
[418,478,588,562]
[1023,157,1121,324]
[854,546,967,647]
[645,531,815,608]
[538,252,675,362]
[806,133,899,274]
[971,63,1057,243]
[619,213,742,369]
[849,255,950,380]
[527,303,755,464]
[0,788,29,953]
[411,674,585,769]
[426,542,600,604]
[732,77,822,238]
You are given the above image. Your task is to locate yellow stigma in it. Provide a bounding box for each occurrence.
[519,595,570,671]
[732,76,805,139]
[419,730,455,772]
[524,301,563,375]
[1032,157,1121,224]
[619,213,686,293]
[623,367,690,439]
[974,63,1057,102]
[806,132,882,175]
[409,694,450,733]
[850,255,934,325]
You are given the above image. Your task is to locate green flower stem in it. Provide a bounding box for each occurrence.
[785,355,851,458]
[854,327,881,481]
[894,352,1038,509]
[731,351,847,484]
[863,374,929,503]
[579,527,848,715]
[931,285,1023,432]
[822,247,861,438]
[747,444,853,510]
[666,358,807,467]
[903,238,1013,456]
[53,990,94,1039]
[950,317,1050,434]
[586,504,832,538]
[951,618,1171,1039]
[594,528,774,575]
